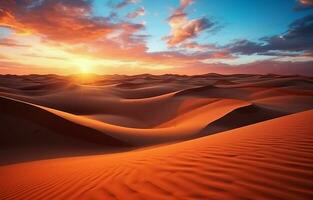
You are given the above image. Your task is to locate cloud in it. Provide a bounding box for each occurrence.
[166,17,214,46]
[180,0,194,9]
[179,42,217,51]
[0,0,149,45]
[264,14,313,52]
[227,39,263,55]
[127,7,145,19]
[110,22,146,49]
[115,0,139,9]
[0,0,116,43]
[0,9,30,34]
[22,53,68,60]
[295,0,313,10]
[0,38,30,47]
[228,14,313,57]
[164,0,215,46]
[299,0,313,5]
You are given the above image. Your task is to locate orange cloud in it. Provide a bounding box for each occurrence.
[166,18,212,46]
[0,0,116,43]
[165,0,214,46]
[0,38,30,47]
[180,42,216,50]
[180,0,194,9]
[299,0,313,5]
[0,9,31,34]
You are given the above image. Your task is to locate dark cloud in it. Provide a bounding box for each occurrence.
[264,14,313,51]
[228,14,313,56]
[227,39,263,55]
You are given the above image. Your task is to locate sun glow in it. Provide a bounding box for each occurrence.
[71,58,95,74]
[79,65,91,74]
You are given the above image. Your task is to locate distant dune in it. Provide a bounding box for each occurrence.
[0,73,313,199]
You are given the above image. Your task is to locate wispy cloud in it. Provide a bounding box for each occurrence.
[179,42,216,51]
[127,7,145,19]
[0,38,29,47]
[115,0,139,9]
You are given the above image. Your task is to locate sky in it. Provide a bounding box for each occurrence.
[0,0,312,75]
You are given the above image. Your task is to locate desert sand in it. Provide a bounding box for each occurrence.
[0,73,313,199]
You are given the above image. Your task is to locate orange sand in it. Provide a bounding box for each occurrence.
[0,73,312,199]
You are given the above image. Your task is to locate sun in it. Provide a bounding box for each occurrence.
[72,58,94,74]
[79,65,91,74]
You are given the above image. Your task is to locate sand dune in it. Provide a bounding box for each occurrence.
[0,110,312,200]
[0,96,250,147]
[198,104,286,136]
[0,96,130,165]
[0,73,313,199]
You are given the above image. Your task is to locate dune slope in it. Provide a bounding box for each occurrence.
[199,104,286,136]
[0,96,131,165]
[0,95,250,147]
[0,110,312,200]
